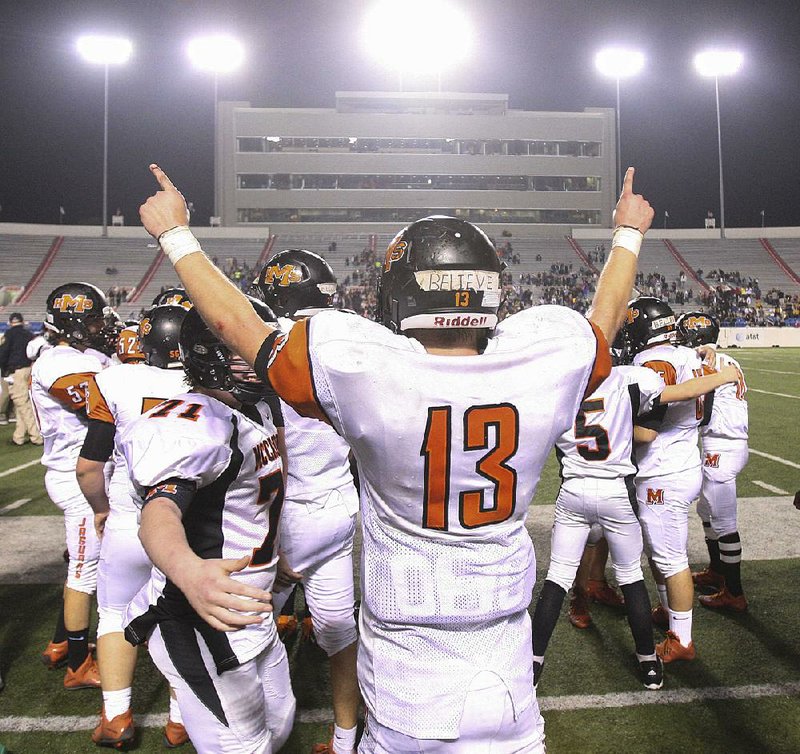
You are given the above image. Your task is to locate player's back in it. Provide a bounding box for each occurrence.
[703,351,748,440]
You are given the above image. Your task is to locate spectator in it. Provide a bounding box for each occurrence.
[0,313,43,445]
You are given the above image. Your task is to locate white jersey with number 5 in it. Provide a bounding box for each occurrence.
[703,351,748,440]
[264,305,609,738]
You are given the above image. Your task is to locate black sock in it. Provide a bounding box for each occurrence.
[718,532,743,596]
[67,628,89,671]
[52,604,67,644]
[703,523,721,572]
[621,580,655,656]
[531,580,567,657]
[280,584,298,616]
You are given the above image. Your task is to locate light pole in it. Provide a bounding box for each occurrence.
[77,35,132,237]
[594,48,645,193]
[364,1,471,92]
[187,35,245,224]
[694,50,743,239]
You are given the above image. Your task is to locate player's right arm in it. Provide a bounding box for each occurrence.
[659,364,739,403]
[139,165,272,368]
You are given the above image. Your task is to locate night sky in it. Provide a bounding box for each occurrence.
[1,0,799,229]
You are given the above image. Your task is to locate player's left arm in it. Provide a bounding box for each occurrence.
[139,165,273,368]
[76,457,111,537]
[659,364,739,403]
[634,425,658,443]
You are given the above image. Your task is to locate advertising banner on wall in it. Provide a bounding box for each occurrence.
[719,327,800,348]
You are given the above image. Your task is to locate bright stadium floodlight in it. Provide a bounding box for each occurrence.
[77,35,133,237]
[364,0,472,89]
[694,50,743,238]
[187,35,245,222]
[594,47,645,193]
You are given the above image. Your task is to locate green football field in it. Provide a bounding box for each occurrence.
[0,348,798,753]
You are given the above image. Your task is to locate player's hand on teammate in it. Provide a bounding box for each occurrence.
[275,551,303,590]
[695,343,718,367]
[613,167,654,234]
[94,511,109,539]
[718,364,740,384]
[139,164,190,239]
[179,555,273,633]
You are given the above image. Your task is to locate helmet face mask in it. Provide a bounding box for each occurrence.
[257,250,337,318]
[139,305,188,369]
[376,216,504,333]
[622,297,677,356]
[179,296,276,404]
[45,282,118,353]
[676,311,720,347]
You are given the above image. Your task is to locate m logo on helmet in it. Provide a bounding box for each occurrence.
[264,264,303,287]
[646,488,665,505]
[685,315,712,331]
[53,294,93,313]
[384,240,408,271]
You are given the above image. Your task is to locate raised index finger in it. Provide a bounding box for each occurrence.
[621,166,635,196]
[149,163,177,192]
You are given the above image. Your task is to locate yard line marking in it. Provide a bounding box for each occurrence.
[3,683,800,731]
[750,448,800,470]
[743,368,800,375]
[0,458,40,478]
[748,388,800,400]
[0,498,31,514]
[752,481,790,495]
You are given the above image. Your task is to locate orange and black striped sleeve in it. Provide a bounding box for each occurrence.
[642,360,678,386]
[583,321,612,399]
[86,375,114,424]
[254,319,330,424]
[48,372,97,412]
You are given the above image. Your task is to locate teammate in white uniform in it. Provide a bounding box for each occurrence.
[534,351,741,689]
[31,282,117,689]
[624,297,716,663]
[256,249,360,754]
[121,300,295,754]
[76,306,190,748]
[138,163,654,751]
[677,312,750,612]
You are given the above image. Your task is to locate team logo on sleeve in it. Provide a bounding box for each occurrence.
[263,264,303,287]
[384,239,408,271]
[53,294,93,313]
[267,334,289,368]
[145,483,178,501]
[646,488,665,505]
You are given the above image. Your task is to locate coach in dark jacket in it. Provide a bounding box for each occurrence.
[0,313,42,445]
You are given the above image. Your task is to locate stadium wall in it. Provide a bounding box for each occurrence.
[719,327,800,348]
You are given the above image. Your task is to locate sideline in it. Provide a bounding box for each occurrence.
[0,459,40,479]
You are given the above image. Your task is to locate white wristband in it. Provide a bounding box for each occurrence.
[611,226,644,257]
[158,226,203,265]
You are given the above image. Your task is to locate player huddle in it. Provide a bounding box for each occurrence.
[26,164,748,754]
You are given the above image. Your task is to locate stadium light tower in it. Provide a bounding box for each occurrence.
[187,35,245,223]
[694,50,743,238]
[77,35,133,237]
[594,47,645,193]
[363,1,472,91]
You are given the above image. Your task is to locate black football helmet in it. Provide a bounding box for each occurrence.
[622,297,677,356]
[256,249,337,318]
[152,288,193,310]
[179,296,277,404]
[45,282,119,352]
[139,305,188,369]
[376,216,504,332]
[676,311,720,347]
[610,328,631,366]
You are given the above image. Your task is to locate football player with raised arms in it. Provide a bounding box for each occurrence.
[120,299,295,754]
[623,297,715,663]
[31,282,119,689]
[138,163,653,751]
[256,249,361,754]
[75,305,191,748]
[677,312,750,612]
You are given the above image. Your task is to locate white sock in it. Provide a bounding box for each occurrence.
[636,652,658,663]
[532,654,545,665]
[169,694,183,725]
[102,687,132,719]
[668,608,693,646]
[656,584,669,610]
[332,723,357,754]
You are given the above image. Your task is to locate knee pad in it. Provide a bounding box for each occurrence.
[612,559,644,587]
[66,556,98,594]
[313,613,358,657]
[97,605,126,638]
[650,552,688,580]
[544,560,577,593]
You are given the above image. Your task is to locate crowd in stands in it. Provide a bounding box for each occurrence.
[106,286,131,308]
[634,271,694,305]
[703,282,800,327]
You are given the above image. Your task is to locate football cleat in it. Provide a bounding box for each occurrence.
[163,720,190,748]
[91,708,134,749]
[301,616,316,643]
[656,631,696,663]
[64,653,102,690]
[568,589,592,629]
[699,587,748,613]
[585,579,625,607]
[651,604,669,630]
[41,640,68,670]
[692,567,725,591]
[277,615,298,641]
[638,658,664,690]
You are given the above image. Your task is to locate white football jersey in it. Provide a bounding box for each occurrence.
[121,392,283,665]
[633,344,706,478]
[30,345,105,472]
[265,305,609,738]
[556,365,665,480]
[87,363,188,514]
[702,351,748,441]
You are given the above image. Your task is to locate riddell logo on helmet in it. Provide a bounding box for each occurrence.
[53,294,93,313]
[433,314,489,327]
[264,264,303,287]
